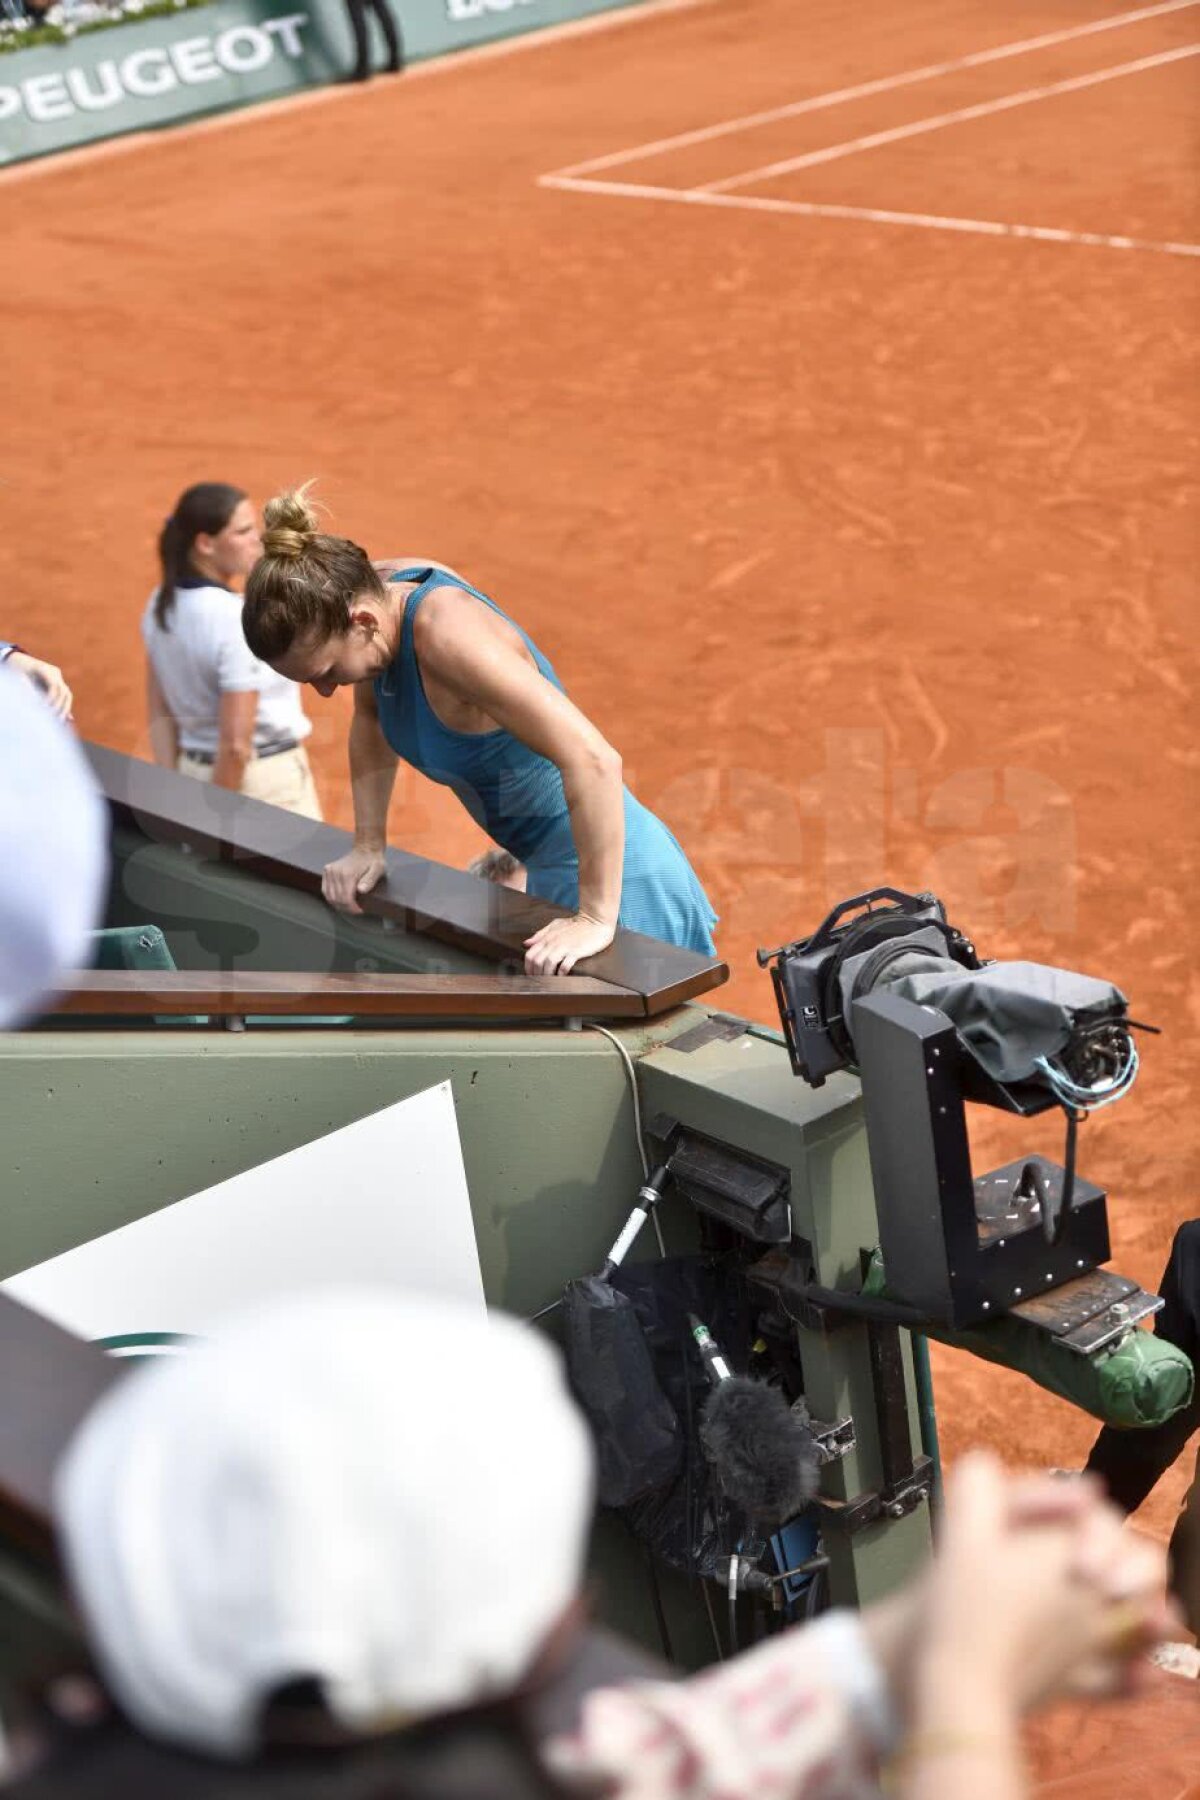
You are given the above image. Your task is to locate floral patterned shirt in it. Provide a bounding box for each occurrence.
[546,1612,896,1800]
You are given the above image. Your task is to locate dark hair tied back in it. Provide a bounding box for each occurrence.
[155,482,247,631]
[242,484,384,664]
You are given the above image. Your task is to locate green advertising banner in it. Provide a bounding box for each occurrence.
[0,0,339,165]
[0,0,644,166]
[397,0,643,60]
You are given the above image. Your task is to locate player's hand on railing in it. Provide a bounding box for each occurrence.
[322,845,387,913]
[524,910,615,977]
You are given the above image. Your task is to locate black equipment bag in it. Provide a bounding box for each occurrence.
[561,1275,683,1508]
[564,1257,756,1574]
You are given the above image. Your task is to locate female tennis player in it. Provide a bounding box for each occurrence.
[242,488,716,976]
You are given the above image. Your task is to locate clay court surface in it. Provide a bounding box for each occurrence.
[3,0,1198,1784]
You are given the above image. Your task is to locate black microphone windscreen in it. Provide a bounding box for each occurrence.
[699,1377,818,1527]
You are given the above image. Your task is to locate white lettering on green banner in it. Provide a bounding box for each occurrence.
[445,0,541,19]
[0,0,643,164]
[0,11,308,128]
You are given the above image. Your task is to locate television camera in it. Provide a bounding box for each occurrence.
[759,886,1152,1329]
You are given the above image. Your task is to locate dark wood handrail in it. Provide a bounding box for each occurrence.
[55,970,645,1020]
[87,744,728,1018]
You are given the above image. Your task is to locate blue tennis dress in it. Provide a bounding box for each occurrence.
[374,569,717,955]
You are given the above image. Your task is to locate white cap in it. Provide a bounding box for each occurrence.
[53,1290,595,1759]
[0,665,107,1027]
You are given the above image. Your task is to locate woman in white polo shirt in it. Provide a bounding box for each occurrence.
[143,483,321,819]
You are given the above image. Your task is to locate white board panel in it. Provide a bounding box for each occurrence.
[4,1081,483,1339]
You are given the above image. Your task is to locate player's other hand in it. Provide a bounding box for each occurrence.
[524,910,615,977]
[322,845,387,913]
[10,652,73,721]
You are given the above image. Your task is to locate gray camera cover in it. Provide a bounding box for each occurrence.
[840,930,1126,1083]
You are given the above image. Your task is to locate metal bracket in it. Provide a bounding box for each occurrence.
[665,1013,749,1055]
[815,1456,934,1535]
[1009,1268,1163,1355]
[744,1247,858,1334]
[806,1415,856,1464]
[643,1115,792,1246]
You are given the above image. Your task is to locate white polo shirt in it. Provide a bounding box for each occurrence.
[141,579,312,759]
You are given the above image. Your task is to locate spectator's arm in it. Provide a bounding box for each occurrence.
[212,690,257,792]
[9,653,74,721]
[145,660,179,767]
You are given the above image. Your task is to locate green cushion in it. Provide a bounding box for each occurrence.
[864,1249,1194,1428]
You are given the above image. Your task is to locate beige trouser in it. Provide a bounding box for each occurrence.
[177,746,323,821]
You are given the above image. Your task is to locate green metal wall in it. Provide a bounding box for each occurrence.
[0,1025,661,1313]
[639,1031,932,1607]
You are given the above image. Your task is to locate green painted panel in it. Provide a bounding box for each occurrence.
[637,1035,933,1607]
[0,1026,667,1317]
[395,0,645,60]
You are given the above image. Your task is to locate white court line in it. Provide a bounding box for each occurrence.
[542,174,1200,258]
[700,42,1200,193]
[545,0,1200,180]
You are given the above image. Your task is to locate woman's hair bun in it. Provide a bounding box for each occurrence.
[261,484,320,561]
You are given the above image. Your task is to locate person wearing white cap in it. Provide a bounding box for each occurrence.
[44,1284,1175,1800]
[0,663,107,1030]
[54,1290,595,1765]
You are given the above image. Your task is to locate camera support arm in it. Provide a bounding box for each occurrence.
[850,988,1115,1327]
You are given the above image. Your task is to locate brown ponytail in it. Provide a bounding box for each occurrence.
[243,483,383,663]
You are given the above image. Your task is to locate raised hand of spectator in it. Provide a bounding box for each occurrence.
[936,1455,1170,1706]
[885,1452,1173,1800]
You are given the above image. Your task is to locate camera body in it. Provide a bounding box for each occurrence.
[761,888,979,1087]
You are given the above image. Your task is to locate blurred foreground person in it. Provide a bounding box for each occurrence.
[0,663,106,1028]
[143,484,322,820]
[1086,1218,1200,1638]
[0,642,73,720]
[7,1290,1171,1800]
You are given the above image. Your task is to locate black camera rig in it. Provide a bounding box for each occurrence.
[759,888,1152,1330]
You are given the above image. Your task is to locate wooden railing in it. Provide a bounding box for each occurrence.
[55,970,645,1021]
[87,744,728,1020]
